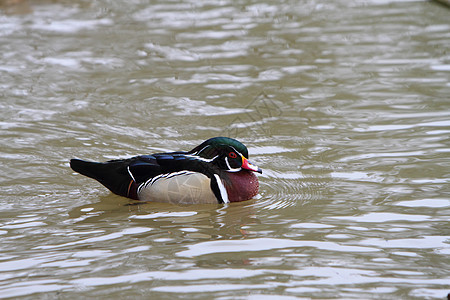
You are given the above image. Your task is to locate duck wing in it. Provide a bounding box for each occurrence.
[70,155,162,197]
[70,152,205,198]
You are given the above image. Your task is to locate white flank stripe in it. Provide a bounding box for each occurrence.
[138,171,195,193]
[214,174,229,204]
[127,166,136,182]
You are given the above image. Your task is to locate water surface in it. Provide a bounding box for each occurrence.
[0,0,449,299]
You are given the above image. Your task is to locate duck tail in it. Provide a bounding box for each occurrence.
[70,159,132,197]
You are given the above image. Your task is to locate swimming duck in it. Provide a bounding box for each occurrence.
[70,137,261,204]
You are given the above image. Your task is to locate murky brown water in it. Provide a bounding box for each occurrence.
[1,0,449,298]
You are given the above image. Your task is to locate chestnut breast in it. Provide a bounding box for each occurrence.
[223,170,259,202]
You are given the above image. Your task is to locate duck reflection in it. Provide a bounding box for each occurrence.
[68,194,261,240]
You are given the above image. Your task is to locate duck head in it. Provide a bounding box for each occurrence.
[189,137,262,202]
[189,137,262,174]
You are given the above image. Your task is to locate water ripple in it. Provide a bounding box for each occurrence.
[0,0,449,299]
[176,238,379,257]
[34,227,153,250]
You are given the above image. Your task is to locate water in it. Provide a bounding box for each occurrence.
[0,0,449,298]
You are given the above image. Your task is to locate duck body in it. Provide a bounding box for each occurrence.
[70,137,261,204]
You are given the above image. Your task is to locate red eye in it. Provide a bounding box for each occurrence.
[228,152,237,159]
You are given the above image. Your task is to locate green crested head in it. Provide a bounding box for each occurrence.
[189,137,249,159]
[189,137,262,174]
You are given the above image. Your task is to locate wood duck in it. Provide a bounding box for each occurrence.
[70,137,262,204]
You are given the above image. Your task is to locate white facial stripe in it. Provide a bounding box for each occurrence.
[225,157,232,170]
[229,146,244,158]
[225,156,241,172]
[184,154,218,163]
[194,145,210,156]
[225,154,242,173]
[214,174,229,203]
